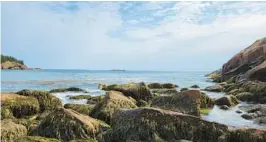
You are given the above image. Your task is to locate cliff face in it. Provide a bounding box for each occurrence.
[221,37,266,82]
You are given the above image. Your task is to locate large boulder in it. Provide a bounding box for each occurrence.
[102,83,153,102]
[1,119,27,142]
[90,91,137,124]
[101,107,229,142]
[16,90,62,112]
[204,84,224,92]
[221,37,266,81]
[1,93,40,119]
[31,108,110,141]
[151,90,201,116]
[215,96,239,107]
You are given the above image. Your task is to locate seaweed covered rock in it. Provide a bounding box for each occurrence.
[69,94,92,100]
[190,85,200,88]
[151,90,201,116]
[1,119,27,142]
[102,83,153,102]
[49,87,87,93]
[102,107,229,142]
[14,136,60,142]
[1,93,40,119]
[204,84,224,92]
[31,108,109,141]
[162,83,178,88]
[87,95,105,105]
[148,83,163,89]
[206,69,222,82]
[200,92,214,108]
[227,128,266,142]
[180,88,188,91]
[151,88,178,95]
[215,96,239,107]
[236,92,254,102]
[64,103,94,115]
[16,90,62,112]
[241,81,266,103]
[90,91,137,124]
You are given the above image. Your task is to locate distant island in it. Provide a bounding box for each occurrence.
[111,69,126,71]
[1,54,40,70]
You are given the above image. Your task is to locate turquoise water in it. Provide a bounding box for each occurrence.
[1,69,215,92]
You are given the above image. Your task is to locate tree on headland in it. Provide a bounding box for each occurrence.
[1,54,24,65]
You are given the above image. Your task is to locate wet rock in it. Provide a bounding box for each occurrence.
[102,83,153,102]
[236,92,254,102]
[90,91,137,124]
[200,92,215,108]
[161,83,178,88]
[151,90,201,116]
[236,110,242,114]
[102,107,229,142]
[1,93,40,119]
[148,83,163,89]
[31,108,110,141]
[220,105,229,110]
[64,104,94,115]
[14,136,60,142]
[1,119,27,142]
[215,96,239,107]
[204,84,224,92]
[241,114,253,120]
[190,85,200,88]
[16,90,62,112]
[227,128,266,142]
[49,87,88,93]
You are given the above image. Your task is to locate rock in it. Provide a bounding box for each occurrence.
[180,88,188,91]
[228,88,245,96]
[148,83,163,89]
[1,93,40,119]
[102,107,229,142]
[102,83,153,102]
[241,81,266,103]
[215,96,239,107]
[204,84,224,92]
[200,92,215,108]
[49,87,87,93]
[69,94,92,100]
[190,85,200,88]
[90,91,137,124]
[255,117,266,124]
[1,61,28,70]
[14,136,60,142]
[206,69,222,82]
[220,105,229,110]
[64,104,94,115]
[1,119,27,142]
[16,90,62,112]
[221,37,266,81]
[227,128,266,142]
[152,88,178,95]
[31,108,110,141]
[98,84,108,90]
[87,95,105,105]
[240,60,266,82]
[161,83,178,88]
[151,90,201,116]
[241,114,254,120]
[136,99,150,107]
[236,92,254,102]
[236,110,242,114]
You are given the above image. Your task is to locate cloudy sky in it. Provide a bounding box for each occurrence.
[2,1,266,71]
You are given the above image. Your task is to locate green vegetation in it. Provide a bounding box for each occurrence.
[1,54,24,64]
[200,108,211,115]
[64,103,94,115]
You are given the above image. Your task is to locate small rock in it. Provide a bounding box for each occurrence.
[235,110,242,114]
[241,114,253,120]
[215,96,239,106]
[204,84,224,92]
[220,105,229,110]
[190,85,200,88]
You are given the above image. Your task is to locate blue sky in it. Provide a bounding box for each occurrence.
[2,1,266,71]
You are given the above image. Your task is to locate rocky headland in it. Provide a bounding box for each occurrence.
[1,54,40,70]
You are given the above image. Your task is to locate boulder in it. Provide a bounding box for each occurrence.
[221,38,266,81]
[215,96,239,107]
[16,90,62,112]
[1,93,40,119]
[1,119,27,142]
[87,95,105,105]
[69,94,92,100]
[102,83,153,102]
[236,92,254,102]
[241,114,253,120]
[190,85,200,88]
[31,108,110,141]
[227,128,266,142]
[14,136,60,142]
[64,104,94,115]
[204,84,224,92]
[241,81,266,103]
[151,90,201,116]
[148,83,163,89]
[200,92,215,108]
[102,107,229,142]
[90,91,137,124]
[151,88,178,95]
[239,60,266,82]
[49,87,87,93]
[180,88,188,91]
[161,83,178,89]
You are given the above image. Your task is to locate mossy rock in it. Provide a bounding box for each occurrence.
[204,84,224,92]
[200,92,214,108]
[87,95,105,105]
[148,83,163,89]
[1,93,40,119]
[90,91,137,124]
[241,81,266,103]
[16,90,62,112]
[14,136,60,142]
[1,119,27,142]
[69,94,92,100]
[151,90,201,116]
[102,83,153,102]
[228,88,245,96]
[64,103,94,115]
[31,108,109,141]
[215,96,239,107]
[190,85,200,88]
[102,107,229,142]
[227,128,266,142]
[49,87,87,93]
[161,83,178,89]
[180,88,188,91]
[136,99,151,107]
[236,92,254,102]
[152,88,178,95]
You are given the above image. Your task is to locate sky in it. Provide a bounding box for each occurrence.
[1,1,266,71]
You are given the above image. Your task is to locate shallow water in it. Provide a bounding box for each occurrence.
[1,69,266,130]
